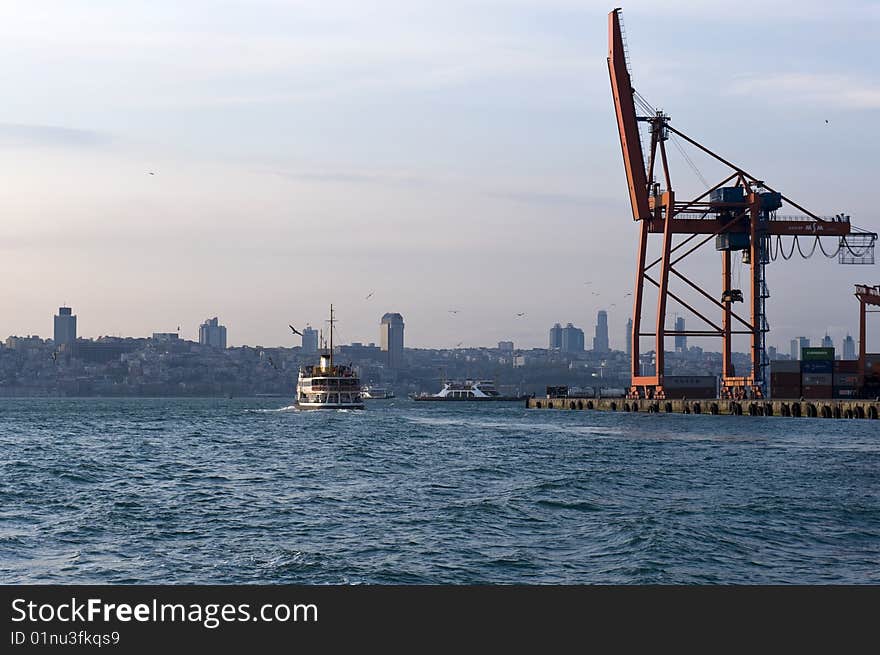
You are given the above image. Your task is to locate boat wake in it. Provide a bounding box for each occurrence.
[245,405,300,414]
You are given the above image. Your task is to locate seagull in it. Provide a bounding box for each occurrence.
[515,312,526,317]
[455,341,463,347]
[610,303,617,308]
[825,119,829,124]
[176,325,180,331]
[147,171,156,175]
[624,292,632,297]
[289,325,303,336]
[365,291,374,300]
[448,309,460,315]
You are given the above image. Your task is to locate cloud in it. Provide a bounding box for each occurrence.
[0,123,110,148]
[727,73,880,110]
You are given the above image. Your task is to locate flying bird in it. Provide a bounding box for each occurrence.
[624,292,632,297]
[455,342,463,348]
[515,312,526,317]
[289,325,303,336]
[147,171,156,175]
[448,310,460,315]
[365,291,374,300]
[825,119,829,124]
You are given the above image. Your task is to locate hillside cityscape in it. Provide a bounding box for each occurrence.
[0,305,859,398]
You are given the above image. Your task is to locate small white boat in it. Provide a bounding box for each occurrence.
[411,379,524,401]
[363,386,395,399]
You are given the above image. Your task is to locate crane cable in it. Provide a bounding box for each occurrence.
[768,234,872,262]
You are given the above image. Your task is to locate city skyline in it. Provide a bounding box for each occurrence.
[4,303,865,358]
[0,1,877,350]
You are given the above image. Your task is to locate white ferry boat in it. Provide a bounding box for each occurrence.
[411,379,524,401]
[362,386,395,399]
[295,305,364,410]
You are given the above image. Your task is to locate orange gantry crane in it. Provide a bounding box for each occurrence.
[855,284,880,380]
[607,8,877,400]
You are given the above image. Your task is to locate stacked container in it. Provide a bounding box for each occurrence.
[801,347,834,399]
[833,359,860,398]
[662,375,718,399]
[770,360,800,399]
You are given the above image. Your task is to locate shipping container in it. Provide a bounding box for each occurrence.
[663,375,717,389]
[770,386,801,399]
[833,373,861,386]
[802,373,832,386]
[662,387,716,399]
[801,360,833,374]
[802,347,834,361]
[770,360,800,374]
[771,372,801,386]
[833,388,859,398]
[802,385,832,399]
[834,360,859,373]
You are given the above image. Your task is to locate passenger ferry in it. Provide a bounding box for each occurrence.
[362,386,395,399]
[295,305,364,410]
[411,379,524,401]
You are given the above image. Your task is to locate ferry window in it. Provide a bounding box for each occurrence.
[341,393,350,403]
[467,391,474,398]
[329,394,338,403]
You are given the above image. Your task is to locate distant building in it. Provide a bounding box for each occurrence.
[767,345,777,361]
[497,341,514,352]
[625,318,633,357]
[790,336,809,360]
[199,317,227,349]
[54,307,76,347]
[593,311,609,353]
[821,334,833,349]
[301,326,319,354]
[380,312,405,368]
[562,323,585,353]
[843,335,856,360]
[674,316,686,352]
[549,323,563,350]
[151,332,179,342]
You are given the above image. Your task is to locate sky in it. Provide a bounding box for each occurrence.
[0,0,878,351]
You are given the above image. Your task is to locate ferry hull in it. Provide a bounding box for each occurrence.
[296,402,365,410]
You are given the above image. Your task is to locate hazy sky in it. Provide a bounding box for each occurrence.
[1,0,878,351]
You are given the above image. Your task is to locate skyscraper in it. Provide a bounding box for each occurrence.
[549,323,562,350]
[380,312,405,368]
[562,323,585,352]
[593,311,609,353]
[674,316,686,352]
[301,325,319,354]
[199,317,227,349]
[53,306,76,347]
[790,336,809,360]
[843,334,856,360]
[821,334,833,349]
[625,318,633,356]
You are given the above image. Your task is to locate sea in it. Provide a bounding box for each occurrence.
[1,398,877,584]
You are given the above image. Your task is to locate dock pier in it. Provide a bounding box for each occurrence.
[526,397,880,419]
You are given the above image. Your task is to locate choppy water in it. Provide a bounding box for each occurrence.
[1,398,878,584]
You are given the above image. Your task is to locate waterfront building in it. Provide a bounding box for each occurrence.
[53,307,76,347]
[625,318,633,356]
[562,323,585,353]
[593,311,609,353]
[301,326,319,354]
[674,316,686,352]
[380,312,405,369]
[199,317,227,349]
[498,341,514,352]
[843,334,856,360]
[549,323,562,350]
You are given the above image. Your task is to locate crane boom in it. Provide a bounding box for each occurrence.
[607,9,650,221]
